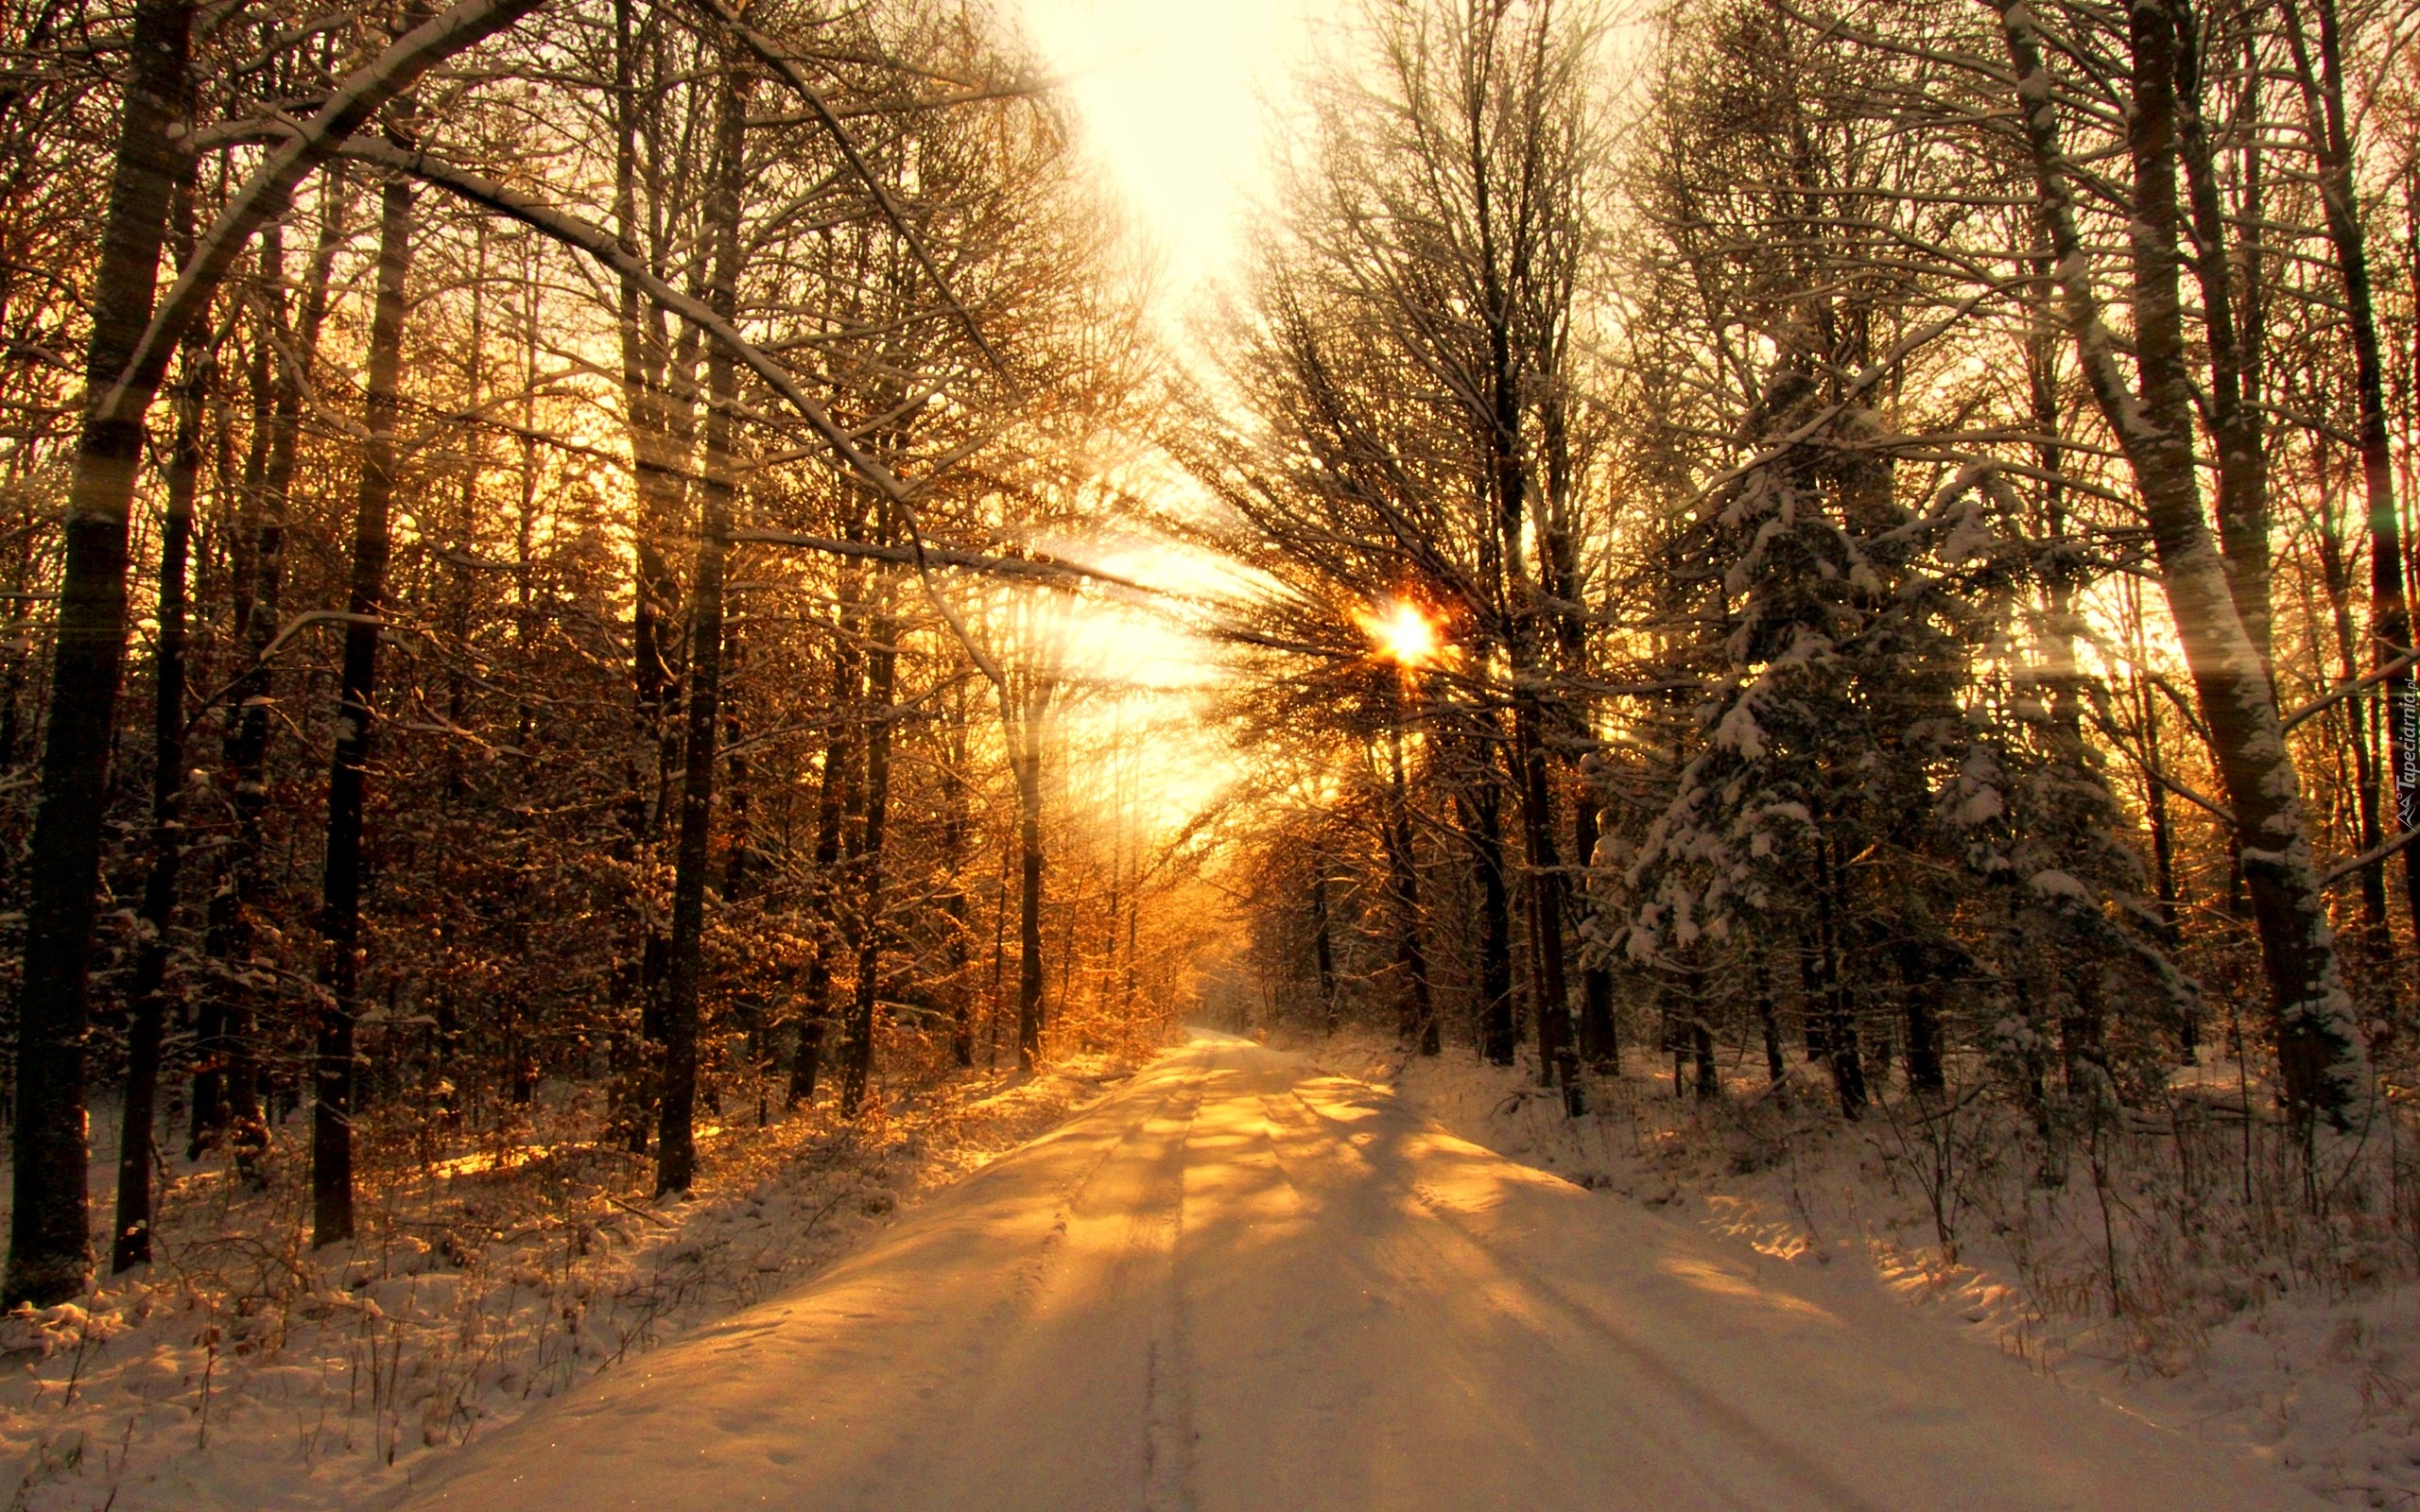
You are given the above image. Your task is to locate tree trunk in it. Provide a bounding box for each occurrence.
[1513,708,1575,1102]
[1813,831,1867,1117]
[189,330,268,1156]
[942,679,975,1067]
[1797,929,1830,1062]
[2173,24,2272,670]
[1015,690,1047,1069]
[840,598,895,1114]
[1385,723,1437,1056]
[2284,0,2420,966]
[1897,942,1945,1095]
[989,822,1011,1069]
[7,0,192,1308]
[1537,387,1616,1075]
[1310,858,1338,1034]
[112,176,205,1276]
[201,173,348,1177]
[655,63,747,1195]
[2124,577,2187,960]
[1753,952,1786,1085]
[314,163,414,1249]
[1463,762,1517,1066]
[720,623,749,901]
[2316,448,2395,994]
[610,0,692,1149]
[788,625,858,1107]
[1997,0,2364,1122]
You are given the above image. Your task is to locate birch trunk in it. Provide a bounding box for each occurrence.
[1996,0,2363,1121]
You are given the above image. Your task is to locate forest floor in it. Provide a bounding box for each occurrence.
[1303,1031,2420,1510]
[375,1032,2321,1511]
[0,1054,1137,1511]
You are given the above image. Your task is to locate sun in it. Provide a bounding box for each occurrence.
[1363,598,1442,666]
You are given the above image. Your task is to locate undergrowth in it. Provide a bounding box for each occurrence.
[0,1055,1133,1511]
[1305,1030,2420,1508]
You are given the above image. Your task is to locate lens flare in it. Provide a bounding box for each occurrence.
[1363,599,1442,666]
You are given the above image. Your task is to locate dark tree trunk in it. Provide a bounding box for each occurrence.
[1513,709,1574,1103]
[721,622,748,901]
[1385,724,1436,1056]
[840,601,896,1114]
[942,694,975,1067]
[1753,952,1786,1085]
[201,176,346,1178]
[1015,695,1047,1069]
[191,325,269,1157]
[1813,833,1867,1117]
[2172,23,2271,671]
[1122,868,1140,1020]
[2316,455,2394,1005]
[1679,952,1716,1097]
[1571,795,1616,1073]
[2284,0,2420,967]
[1534,387,1616,1077]
[988,824,1011,1068]
[609,0,692,1150]
[655,63,747,1195]
[7,0,192,1308]
[2128,594,2187,970]
[1897,943,1945,1095]
[788,626,858,1107]
[1310,859,1338,1034]
[112,178,205,1276]
[314,163,414,1249]
[1797,929,1830,1062]
[1462,759,1517,1066]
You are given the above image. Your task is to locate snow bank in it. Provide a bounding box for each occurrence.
[0,1058,1135,1510]
[1301,1031,2420,1510]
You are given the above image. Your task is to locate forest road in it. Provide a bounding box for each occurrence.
[383,1034,2323,1512]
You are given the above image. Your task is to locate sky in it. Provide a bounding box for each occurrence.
[1003,0,1322,301]
[988,1,1332,833]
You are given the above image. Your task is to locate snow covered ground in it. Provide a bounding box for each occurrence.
[382,1034,2322,1511]
[1304,1033,2420,1510]
[0,1058,1133,1511]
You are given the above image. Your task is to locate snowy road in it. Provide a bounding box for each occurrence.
[385,1036,2322,1511]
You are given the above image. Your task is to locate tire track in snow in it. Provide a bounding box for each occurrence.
[1141,1087,1201,1512]
[382,1041,2322,1512]
[899,1063,1207,1506]
[1254,1078,1888,1512]
[1235,1082,1849,1509]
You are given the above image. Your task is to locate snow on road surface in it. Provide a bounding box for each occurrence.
[381,1036,2325,1511]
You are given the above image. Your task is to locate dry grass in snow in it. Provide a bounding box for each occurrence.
[1301,1030,2420,1510]
[0,1055,1140,1511]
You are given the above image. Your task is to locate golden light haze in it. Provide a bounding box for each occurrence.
[1006,0,1320,297]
